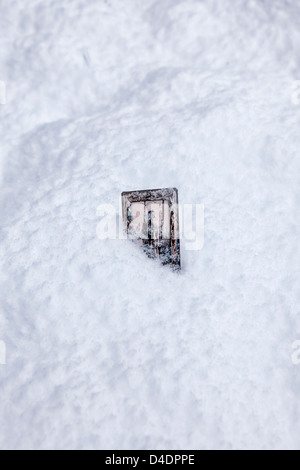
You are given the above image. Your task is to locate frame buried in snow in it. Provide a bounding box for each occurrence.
[121,188,181,270]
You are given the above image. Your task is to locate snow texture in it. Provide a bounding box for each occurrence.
[1,0,300,450]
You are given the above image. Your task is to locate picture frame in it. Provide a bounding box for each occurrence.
[121,188,181,270]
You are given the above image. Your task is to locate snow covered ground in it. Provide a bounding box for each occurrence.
[1,0,300,450]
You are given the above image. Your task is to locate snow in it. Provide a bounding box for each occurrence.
[1,0,300,450]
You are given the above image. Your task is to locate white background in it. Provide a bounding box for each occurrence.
[0,0,300,450]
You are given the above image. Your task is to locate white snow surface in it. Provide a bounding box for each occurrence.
[1,0,300,450]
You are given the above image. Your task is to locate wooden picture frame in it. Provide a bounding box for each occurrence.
[121,188,181,270]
